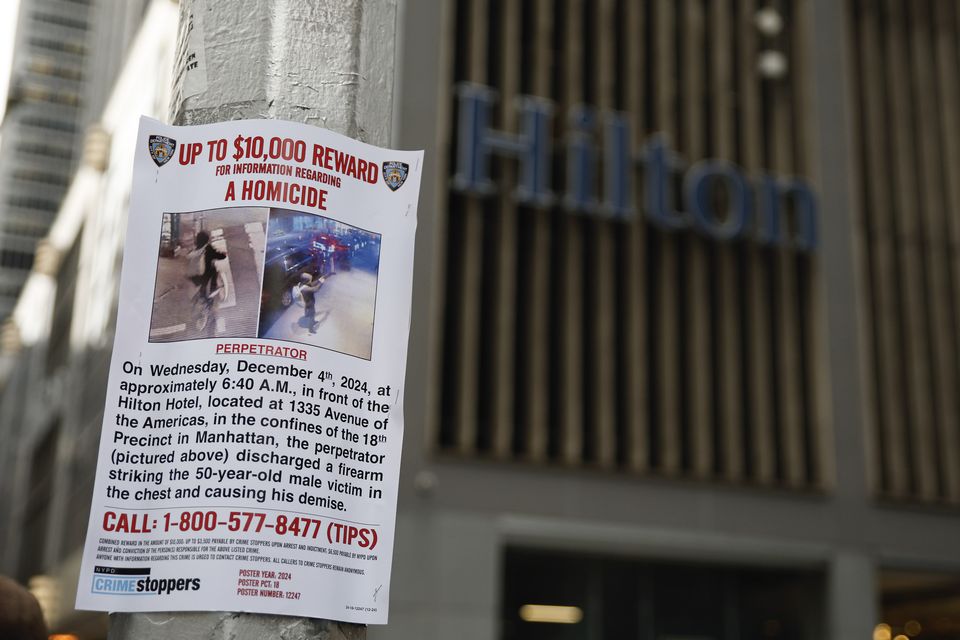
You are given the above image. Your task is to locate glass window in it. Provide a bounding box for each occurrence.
[878,570,960,640]
[502,548,824,640]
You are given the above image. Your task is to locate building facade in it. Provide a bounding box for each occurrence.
[0,2,175,635]
[0,0,150,319]
[1,0,960,638]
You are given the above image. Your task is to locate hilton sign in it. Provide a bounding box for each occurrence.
[452,82,817,251]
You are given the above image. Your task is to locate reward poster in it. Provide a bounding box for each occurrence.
[76,117,422,623]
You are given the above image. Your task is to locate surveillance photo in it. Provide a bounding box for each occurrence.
[149,207,268,342]
[257,208,381,359]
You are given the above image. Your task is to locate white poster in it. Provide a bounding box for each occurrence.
[76,116,422,624]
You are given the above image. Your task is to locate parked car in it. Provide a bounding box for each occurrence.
[260,245,315,318]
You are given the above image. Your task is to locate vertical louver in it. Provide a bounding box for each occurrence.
[434,0,827,490]
[849,0,960,504]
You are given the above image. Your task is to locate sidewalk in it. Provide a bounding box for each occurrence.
[259,268,378,359]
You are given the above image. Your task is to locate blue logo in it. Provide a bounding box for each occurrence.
[451,82,818,251]
[148,135,176,168]
[91,566,202,596]
[92,566,150,595]
[382,161,409,191]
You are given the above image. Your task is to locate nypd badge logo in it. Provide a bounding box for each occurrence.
[382,161,409,191]
[148,135,176,168]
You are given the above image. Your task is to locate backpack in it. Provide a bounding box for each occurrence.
[188,247,205,278]
[292,284,305,307]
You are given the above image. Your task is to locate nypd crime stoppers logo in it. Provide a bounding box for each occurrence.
[92,565,200,595]
[382,161,409,191]
[148,135,176,167]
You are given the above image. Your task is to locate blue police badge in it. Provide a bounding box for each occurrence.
[382,161,409,191]
[148,135,176,167]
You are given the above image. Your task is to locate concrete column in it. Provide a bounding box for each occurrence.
[110,612,365,640]
[109,0,397,637]
[169,0,397,144]
[809,0,870,506]
[828,552,878,640]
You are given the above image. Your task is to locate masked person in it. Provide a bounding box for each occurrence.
[297,272,325,334]
[188,230,226,298]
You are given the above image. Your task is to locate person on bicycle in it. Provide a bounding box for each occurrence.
[188,230,226,298]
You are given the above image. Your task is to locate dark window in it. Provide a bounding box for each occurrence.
[32,11,89,31]
[503,548,824,640]
[7,195,61,212]
[0,249,34,270]
[12,169,70,188]
[15,141,74,160]
[20,116,78,134]
[28,37,86,56]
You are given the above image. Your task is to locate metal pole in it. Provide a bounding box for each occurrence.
[108,0,397,636]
